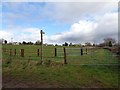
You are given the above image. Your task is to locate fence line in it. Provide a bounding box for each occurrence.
[2,47,90,64]
[66,48,81,50]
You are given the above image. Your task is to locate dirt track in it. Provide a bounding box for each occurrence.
[2,75,61,88]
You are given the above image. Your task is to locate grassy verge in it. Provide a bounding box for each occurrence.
[2,45,119,88]
[3,60,119,88]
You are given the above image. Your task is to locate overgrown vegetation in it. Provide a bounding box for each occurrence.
[2,45,119,88]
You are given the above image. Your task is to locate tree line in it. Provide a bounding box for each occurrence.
[0,37,118,47]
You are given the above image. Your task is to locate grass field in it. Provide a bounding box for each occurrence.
[2,45,119,88]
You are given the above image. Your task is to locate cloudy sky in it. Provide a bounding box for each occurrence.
[0,0,118,44]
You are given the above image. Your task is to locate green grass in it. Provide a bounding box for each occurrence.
[2,45,118,65]
[3,61,118,88]
[67,49,118,65]
[2,45,119,88]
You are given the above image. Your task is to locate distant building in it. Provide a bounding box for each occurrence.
[44,43,48,46]
[47,44,54,46]
[13,42,19,45]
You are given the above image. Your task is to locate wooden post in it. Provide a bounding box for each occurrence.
[10,49,12,56]
[14,49,16,56]
[37,49,39,56]
[40,30,45,63]
[81,48,83,56]
[21,49,24,57]
[55,48,57,57]
[40,30,43,62]
[63,47,67,64]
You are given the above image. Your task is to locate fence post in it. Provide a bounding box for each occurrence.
[63,47,67,64]
[81,48,83,56]
[37,49,39,56]
[55,48,57,57]
[14,49,16,56]
[21,49,24,57]
[10,49,12,56]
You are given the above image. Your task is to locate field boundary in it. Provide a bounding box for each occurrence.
[2,47,90,65]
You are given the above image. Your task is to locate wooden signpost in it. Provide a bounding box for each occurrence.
[40,30,45,63]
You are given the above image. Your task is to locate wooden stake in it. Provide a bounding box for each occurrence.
[37,49,39,56]
[63,47,67,64]
[10,49,12,56]
[81,48,83,56]
[55,48,57,57]
[14,49,16,56]
[21,49,24,57]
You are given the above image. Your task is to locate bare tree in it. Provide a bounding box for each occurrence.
[4,40,7,44]
[104,38,116,47]
[69,43,72,46]
[85,42,91,46]
[35,40,42,45]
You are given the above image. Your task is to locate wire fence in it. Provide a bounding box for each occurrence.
[2,47,88,63]
[2,46,118,65]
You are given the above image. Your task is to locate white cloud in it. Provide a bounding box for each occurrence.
[0,28,42,43]
[2,2,118,27]
[1,2,118,44]
[1,11,118,44]
[94,13,118,42]
[0,30,13,42]
[0,12,118,44]
[45,2,118,23]
[47,12,118,44]
[14,28,42,42]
